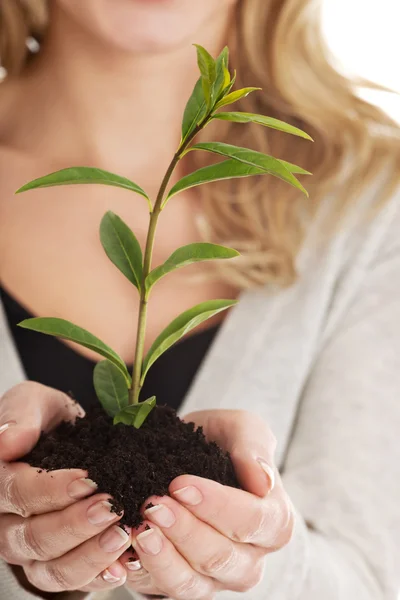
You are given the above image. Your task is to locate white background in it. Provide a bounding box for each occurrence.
[322,0,400,122]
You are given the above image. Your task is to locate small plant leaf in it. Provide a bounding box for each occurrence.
[93,360,129,417]
[194,44,216,108]
[215,87,261,110]
[223,67,231,89]
[279,160,312,175]
[213,46,230,101]
[18,317,131,384]
[100,211,143,291]
[166,159,265,202]
[188,141,308,195]
[221,70,237,97]
[15,167,151,206]
[181,78,208,142]
[145,242,239,293]
[141,299,236,384]
[212,112,314,140]
[113,396,156,428]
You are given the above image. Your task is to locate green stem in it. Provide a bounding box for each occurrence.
[130,125,202,404]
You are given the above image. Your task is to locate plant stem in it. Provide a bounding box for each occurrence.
[129,125,202,404]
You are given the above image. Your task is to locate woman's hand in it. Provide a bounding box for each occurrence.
[0,382,132,595]
[122,410,294,599]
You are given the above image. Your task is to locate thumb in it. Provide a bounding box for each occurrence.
[185,409,277,498]
[0,381,84,462]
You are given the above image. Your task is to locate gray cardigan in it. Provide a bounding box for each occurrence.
[1,177,400,600]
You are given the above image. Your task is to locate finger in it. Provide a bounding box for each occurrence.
[0,382,84,461]
[118,551,163,598]
[0,462,97,517]
[119,549,149,580]
[143,495,265,592]
[184,410,277,497]
[170,475,293,550]
[80,561,128,591]
[0,494,123,564]
[24,524,132,592]
[132,521,216,599]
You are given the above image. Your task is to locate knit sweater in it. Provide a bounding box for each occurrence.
[1,177,399,600]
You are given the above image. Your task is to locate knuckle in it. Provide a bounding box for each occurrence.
[44,562,72,590]
[173,574,204,600]
[22,521,48,560]
[234,507,266,544]
[173,527,196,546]
[5,472,31,518]
[275,504,294,550]
[200,544,237,576]
[277,496,292,535]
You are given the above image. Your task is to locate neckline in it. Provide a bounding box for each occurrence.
[0,284,221,368]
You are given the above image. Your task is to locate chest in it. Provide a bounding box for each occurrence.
[0,182,235,363]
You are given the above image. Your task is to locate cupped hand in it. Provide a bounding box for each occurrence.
[122,409,294,599]
[0,382,132,594]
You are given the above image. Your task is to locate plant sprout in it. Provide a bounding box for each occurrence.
[16,45,312,428]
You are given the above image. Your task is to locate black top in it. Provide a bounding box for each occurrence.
[0,286,219,412]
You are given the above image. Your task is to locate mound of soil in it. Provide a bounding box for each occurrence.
[23,405,239,527]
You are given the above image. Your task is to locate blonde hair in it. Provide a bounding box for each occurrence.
[1,0,399,288]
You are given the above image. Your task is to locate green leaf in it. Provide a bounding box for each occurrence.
[221,70,237,97]
[141,299,236,385]
[212,112,314,141]
[213,46,230,101]
[93,360,129,417]
[187,141,308,195]
[181,78,208,142]
[15,167,151,208]
[113,397,156,428]
[194,44,216,108]
[279,160,312,175]
[215,88,261,110]
[166,159,264,202]
[100,211,143,291]
[18,317,131,384]
[145,242,239,293]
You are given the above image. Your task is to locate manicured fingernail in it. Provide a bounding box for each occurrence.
[125,559,143,571]
[87,500,116,525]
[145,504,176,528]
[135,528,162,555]
[0,421,17,435]
[99,525,130,552]
[257,458,275,492]
[102,568,121,583]
[68,477,98,499]
[172,486,202,506]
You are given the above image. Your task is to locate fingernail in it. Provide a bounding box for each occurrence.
[135,528,162,555]
[145,504,176,528]
[87,500,117,525]
[102,568,121,583]
[172,486,202,506]
[257,458,275,493]
[99,525,130,552]
[0,421,17,435]
[125,559,143,571]
[68,477,98,499]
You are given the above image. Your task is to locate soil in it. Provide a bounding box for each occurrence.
[23,405,240,528]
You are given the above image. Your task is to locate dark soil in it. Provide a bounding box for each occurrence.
[23,405,240,527]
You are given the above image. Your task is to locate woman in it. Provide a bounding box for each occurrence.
[0,0,399,598]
